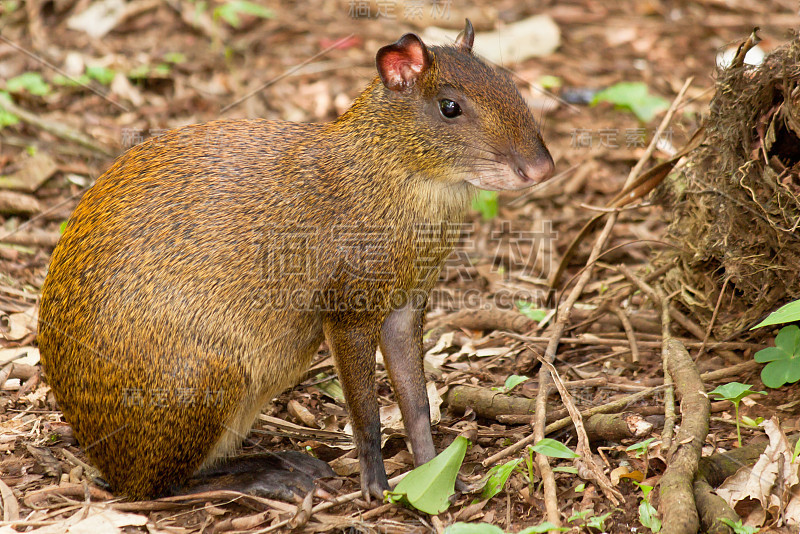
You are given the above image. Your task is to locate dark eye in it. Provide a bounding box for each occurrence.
[439,99,462,119]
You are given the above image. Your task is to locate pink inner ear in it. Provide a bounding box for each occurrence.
[385,51,423,83]
[403,42,425,71]
[379,38,427,89]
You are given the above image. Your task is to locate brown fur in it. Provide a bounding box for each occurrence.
[38,32,551,499]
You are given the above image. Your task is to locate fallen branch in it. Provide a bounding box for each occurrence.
[445,385,535,419]
[446,379,640,421]
[582,412,653,442]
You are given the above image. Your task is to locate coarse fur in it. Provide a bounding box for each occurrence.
[38,22,552,499]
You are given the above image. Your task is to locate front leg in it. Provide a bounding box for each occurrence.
[379,300,436,466]
[322,314,388,501]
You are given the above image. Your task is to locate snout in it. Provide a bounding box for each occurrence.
[512,151,555,185]
[463,148,556,191]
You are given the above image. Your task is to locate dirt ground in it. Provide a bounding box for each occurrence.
[1,1,800,533]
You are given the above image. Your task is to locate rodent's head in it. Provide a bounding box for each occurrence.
[372,19,554,191]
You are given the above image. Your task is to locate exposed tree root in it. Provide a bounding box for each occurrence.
[658,339,710,534]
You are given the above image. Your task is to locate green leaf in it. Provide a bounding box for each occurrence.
[752,299,800,329]
[740,415,763,427]
[719,518,759,534]
[518,523,568,533]
[639,499,661,532]
[770,325,800,359]
[386,435,469,515]
[755,325,800,388]
[515,300,548,322]
[553,466,578,474]
[6,72,51,96]
[530,438,580,459]
[480,458,521,500]
[472,190,498,220]
[59,221,68,234]
[568,509,592,522]
[444,524,504,534]
[760,361,800,389]
[626,437,656,457]
[214,0,274,28]
[3,0,19,14]
[537,75,562,89]
[587,511,613,530]
[86,65,116,85]
[794,436,800,462]
[591,82,669,122]
[503,375,528,392]
[313,373,345,403]
[53,73,91,86]
[0,91,19,129]
[127,65,151,79]
[153,64,172,77]
[633,481,654,499]
[708,382,766,403]
[574,482,585,492]
[164,52,187,64]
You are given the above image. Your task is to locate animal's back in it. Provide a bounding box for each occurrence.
[39,119,329,498]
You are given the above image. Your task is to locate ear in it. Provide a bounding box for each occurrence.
[376,33,432,92]
[455,19,474,51]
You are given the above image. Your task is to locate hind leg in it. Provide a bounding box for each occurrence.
[180,451,335,500]
[182,401,335,501]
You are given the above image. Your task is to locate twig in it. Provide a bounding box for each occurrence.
[696,277,730,360]
[0,98,113,157]
[700,360,760,382]
[537,357,622,504]
[533,361,560,527]
[578,202,652,212]
[618,264,704,338]
[610,305,640,363]
[503,332,764,352]
[255,473,408,533]
[0,477,19,522]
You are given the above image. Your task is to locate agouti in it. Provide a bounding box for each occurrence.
[38,20,554,501]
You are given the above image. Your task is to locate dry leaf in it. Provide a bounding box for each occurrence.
[1,308,37,342]
[68,506,148,534]
[716,417,800,527]
[0,347,40,366]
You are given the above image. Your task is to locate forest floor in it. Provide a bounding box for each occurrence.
[1,1,800,533]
